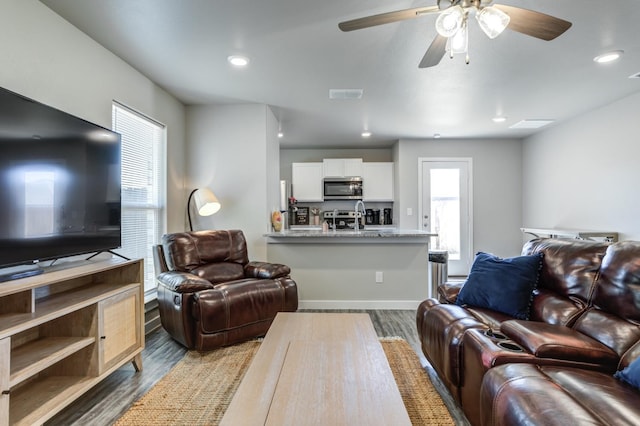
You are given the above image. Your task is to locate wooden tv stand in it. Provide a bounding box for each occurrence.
[0,258,144,426]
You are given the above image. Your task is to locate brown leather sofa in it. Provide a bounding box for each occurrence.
[417,238,640,425]
[154,230,298,351]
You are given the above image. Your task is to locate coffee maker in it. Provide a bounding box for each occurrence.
[365,209,374,225]
[365,209,381,225]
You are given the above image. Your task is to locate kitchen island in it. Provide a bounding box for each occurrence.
[265,228,436,309]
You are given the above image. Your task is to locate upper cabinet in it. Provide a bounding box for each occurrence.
[292,159,394,203]
[292,162,323,201]
[363,162,394,201]
[323,158,363,177]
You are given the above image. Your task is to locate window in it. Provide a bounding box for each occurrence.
[420,158,472,276]
[112,103,165,298]
[430,168,461,260]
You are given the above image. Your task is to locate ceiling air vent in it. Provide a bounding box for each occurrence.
[629,72,640,79]
[509,119,554,129]
[329,89,363,100]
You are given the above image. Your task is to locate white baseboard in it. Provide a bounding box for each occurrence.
[299,300,423,310]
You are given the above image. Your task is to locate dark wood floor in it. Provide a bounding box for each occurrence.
[47,310,470,426]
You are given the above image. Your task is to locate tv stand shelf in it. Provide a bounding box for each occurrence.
[10,336,95,387]
[0,258,144,426]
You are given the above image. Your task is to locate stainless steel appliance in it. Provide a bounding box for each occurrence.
[323,210,364,230]
[323,177,363,200]
[383,208,393,225]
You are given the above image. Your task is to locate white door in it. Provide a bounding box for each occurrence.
[419,158,472,276]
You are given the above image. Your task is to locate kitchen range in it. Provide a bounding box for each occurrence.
[323,208,393,230]
[324,210,361,230]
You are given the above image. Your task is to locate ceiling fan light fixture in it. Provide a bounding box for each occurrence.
[435,5,464,37]
[476,6,511,39]
[449,23,468,55]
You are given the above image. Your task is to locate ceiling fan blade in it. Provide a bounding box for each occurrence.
[339,6,440,32]
[494,4,572,41]
[419,34,448,68]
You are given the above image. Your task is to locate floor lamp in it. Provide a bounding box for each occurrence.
[187,187,221,231]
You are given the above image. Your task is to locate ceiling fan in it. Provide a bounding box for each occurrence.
[338,0,572,68]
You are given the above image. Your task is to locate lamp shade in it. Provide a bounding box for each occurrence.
[449,24,468,54]
[193,188,221,216]
[435,5,464,37]
[476,6,510,39]
[187,187,221,231]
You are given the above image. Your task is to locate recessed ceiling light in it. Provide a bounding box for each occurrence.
[277,132,284,138]
[593,50,623,64]
[433,133,441,139]
[492,116,507,123]
[361,131,372,138]
[227,55,250,67]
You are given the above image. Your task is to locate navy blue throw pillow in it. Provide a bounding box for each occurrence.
[455,252,543,320]
[615,356,640,390]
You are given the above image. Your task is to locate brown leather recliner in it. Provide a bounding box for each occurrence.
[153,229,298,351]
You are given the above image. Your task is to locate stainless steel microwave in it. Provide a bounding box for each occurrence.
[323,177,363,200]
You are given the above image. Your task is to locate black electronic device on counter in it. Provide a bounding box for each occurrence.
[383,208,393,225]
[365,209,374,225]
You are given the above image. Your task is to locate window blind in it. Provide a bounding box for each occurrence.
[112,103,166,297]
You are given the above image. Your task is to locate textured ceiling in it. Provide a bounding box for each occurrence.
[41,0,640,147]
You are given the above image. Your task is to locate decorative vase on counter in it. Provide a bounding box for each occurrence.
[271,211,282,232]
[311,207,320,226]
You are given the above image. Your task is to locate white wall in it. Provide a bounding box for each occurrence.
[186,104,278,260]
[0,0,186,234]
[523,91,640,241]
[396,138,524,258]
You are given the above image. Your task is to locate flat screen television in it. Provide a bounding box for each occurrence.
[0,86,121,271]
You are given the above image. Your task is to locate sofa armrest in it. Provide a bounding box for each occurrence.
[501,320,619,369]
[438,281,465,304]
[157,271,215,293]
[244,261,291,279]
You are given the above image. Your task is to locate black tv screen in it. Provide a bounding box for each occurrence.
[0,86,121,268]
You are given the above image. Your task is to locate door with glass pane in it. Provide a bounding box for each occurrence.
[419,159,472,276]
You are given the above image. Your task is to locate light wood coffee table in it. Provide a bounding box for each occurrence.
[221,312,411,425]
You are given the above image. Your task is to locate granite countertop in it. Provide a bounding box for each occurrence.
[264,228,436,239]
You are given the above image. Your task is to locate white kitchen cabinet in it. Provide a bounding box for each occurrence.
[322,158,363,177]
[292,162,323,201]
[363,162,394,201]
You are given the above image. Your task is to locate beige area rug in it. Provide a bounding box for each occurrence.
[115,338,454,425]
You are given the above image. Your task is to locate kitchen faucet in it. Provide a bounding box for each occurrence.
[354,200,366,232]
